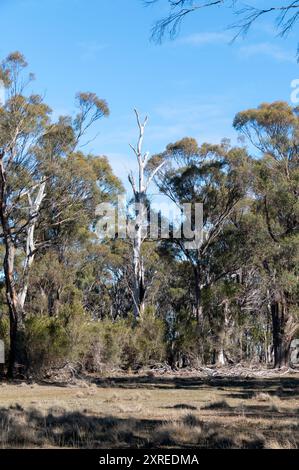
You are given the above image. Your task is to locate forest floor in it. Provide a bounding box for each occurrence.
[0,368,298,449]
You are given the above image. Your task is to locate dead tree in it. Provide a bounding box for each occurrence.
[128,110,165,319]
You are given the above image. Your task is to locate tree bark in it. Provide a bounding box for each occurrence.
[3,232,26,377]
[271,293,293,368]
[0,155,23,377]
[193,265,203,323]
[0,156,43,377]
[17,181,46,310]
[133,216,146,319]
[128,110,165,319]
[215,299,230,366]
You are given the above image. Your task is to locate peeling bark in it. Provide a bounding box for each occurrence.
[17,181,46,310]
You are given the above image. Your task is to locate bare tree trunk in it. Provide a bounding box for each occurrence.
[215,299,229,366]
[0,155,22,377]
[4,240,26,378]
[0,155,24,377]
[18,181,46,310]
[128,110,165,319]
[193,265,203,323]
[132,216,146,318]
[216,348,226,366]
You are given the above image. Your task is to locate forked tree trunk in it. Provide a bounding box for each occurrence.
[1,152,45,377]
[128,110,165,319]
[18,181,46,310]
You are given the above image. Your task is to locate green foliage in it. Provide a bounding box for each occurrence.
[134,307,166,366]
[92,318,133,369]
[86,308,166,371]
[24,316,70,372]
[0,316,9,361]
[24,302,92,372]
[0,50,298,375]
[168,309,200,366]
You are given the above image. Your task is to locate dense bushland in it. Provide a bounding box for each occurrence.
[0,53,298,378]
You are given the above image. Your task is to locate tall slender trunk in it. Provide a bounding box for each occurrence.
[128,110,165,319]
[1,191,24,376]
[0,155,24,377]
[271,293,293,368]
[215,298,229,366]
[133,217,145,319]
[17,181,46,310]
[193,265,202,323]
[3,236,26,377]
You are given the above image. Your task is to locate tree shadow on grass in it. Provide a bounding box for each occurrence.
[0,404,297,449]
[163,404,197,410]
[30,371,299,395]
[87,375,299,393]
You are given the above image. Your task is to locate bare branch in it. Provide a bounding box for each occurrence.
[149,0,299,55]
[145,159,166,190]
[149,0,225,42]
[128,170,137,195]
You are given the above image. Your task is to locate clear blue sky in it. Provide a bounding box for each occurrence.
[0,0,298,186]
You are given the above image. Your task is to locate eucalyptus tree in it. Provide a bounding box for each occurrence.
[128,110,165,318]
[233,101,299,367]
[0,52,111,377]
[147,137,250,326]
[29,152,123,319]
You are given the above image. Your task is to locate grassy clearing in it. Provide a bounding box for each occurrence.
[0,372,298,449]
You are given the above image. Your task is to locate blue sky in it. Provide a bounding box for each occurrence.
[0,0,298,187]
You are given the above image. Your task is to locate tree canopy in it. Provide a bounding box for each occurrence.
[0,54,298,377]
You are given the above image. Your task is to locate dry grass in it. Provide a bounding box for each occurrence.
[0,372,298,448]
[255,392,272,402]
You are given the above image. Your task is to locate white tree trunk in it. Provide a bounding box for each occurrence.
[128,110,165,319]
[216,349,226,366]
[17,181,46,310]
[216,298,230,366]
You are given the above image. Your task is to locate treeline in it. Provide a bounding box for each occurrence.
[0,53,298,378]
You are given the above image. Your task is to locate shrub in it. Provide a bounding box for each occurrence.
[4,303,167,375]
[86,318,133,371]
[0,315,9,369]
[134,307,166,367]
[23,299,90,372]
[24,315,71,372]
[84,307,166,371]
[168,309,201,367]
